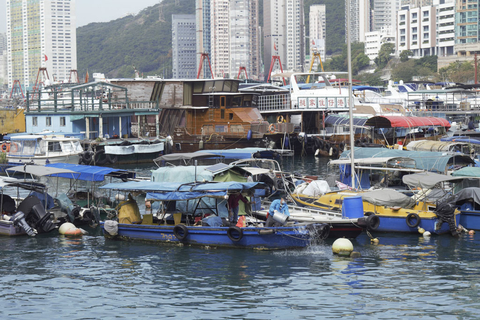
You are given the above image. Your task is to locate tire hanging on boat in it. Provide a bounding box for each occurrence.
[94,149,108,165]
[227,226,243,242]
[82,151,93,164]
[406,213,421,228]
[173,224,189,241]
[366,214,380,231]
[106,154,118,164]
[318,139,324,150]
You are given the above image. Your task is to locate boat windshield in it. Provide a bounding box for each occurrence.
[61,140,83,153]
[10,139,40,156]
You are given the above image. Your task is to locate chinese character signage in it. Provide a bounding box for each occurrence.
[308,98,317,109]
[298,98,307,108]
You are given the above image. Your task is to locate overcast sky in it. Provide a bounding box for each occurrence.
[0,0,162,33]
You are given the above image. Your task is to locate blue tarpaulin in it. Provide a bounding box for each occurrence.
[100,181,265,201]
[46,163,136,181]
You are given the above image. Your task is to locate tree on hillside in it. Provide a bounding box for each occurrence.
[391,59,434,82]
[356,72,383,86]
[437,61,475,83]
[374,43,395,70]
[399,50,413,62]
[323,42,369,75]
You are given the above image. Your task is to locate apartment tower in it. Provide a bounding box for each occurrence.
[6,0,77,89]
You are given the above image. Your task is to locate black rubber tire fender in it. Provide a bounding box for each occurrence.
[82,151,93,164]
[318,139,324,150]
[366,214,380,231]
[406,213,421,228]
[94,149,108,165]
[227,226,243,242]
[173,224,189,241]
[106,154,118,164]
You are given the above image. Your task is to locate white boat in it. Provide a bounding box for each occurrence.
[7,133,83,165]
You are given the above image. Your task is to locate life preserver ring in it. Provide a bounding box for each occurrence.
[173,224,188,241]
[227,226,243,242]
[277,115,284,123]
[366,214,380,231]
[268,124,275,133]
[406,213,421,228]
[1,143,9,152]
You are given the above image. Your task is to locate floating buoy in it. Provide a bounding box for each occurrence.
[418,227,425,234]
[469,230,475,235]
[423,231,431,237]
[371,238,379,244]
[64,228,83,237]
[332,238,354,256]
[59,222,83,237]
[59,222,76,235]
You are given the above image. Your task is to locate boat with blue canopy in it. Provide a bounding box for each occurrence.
[99,180,331,250]
[42,163,137,227]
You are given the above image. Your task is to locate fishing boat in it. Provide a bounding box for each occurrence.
[291,169,464,235]
[449,167,480,230]
[44,163,137,227]
[7,133,83,165]
[99,181,331,250]
[1,165,79,236]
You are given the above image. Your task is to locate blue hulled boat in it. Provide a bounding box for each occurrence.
[99,181,330,250]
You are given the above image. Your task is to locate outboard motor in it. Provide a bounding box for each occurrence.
[12,211,37,236]
[17,195,56,233]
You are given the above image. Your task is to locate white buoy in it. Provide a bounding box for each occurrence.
[423,231,431,237]
[332,238,354,256]
[59,222,76,235]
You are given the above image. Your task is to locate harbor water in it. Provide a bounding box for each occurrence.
[1,156,480,319]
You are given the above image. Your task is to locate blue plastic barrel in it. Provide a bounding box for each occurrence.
[342,196,364,219]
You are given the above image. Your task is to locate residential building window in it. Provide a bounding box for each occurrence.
[60,117,66,126]
[32,117,38,126]
[46,117,52,126]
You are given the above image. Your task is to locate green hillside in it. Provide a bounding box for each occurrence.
[77,0,345,78]
[77,0,195,79]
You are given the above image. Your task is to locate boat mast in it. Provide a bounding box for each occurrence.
[346,0,356,189]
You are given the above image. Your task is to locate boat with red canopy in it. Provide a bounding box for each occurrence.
[364,115,451,147]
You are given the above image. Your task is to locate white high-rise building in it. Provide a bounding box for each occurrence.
[264,0,305,78]
[309,5,326,63]
[6,0,77,90]
[0,34,7,87]
[397,4,436,57]
[346,0,370,43]
[373,0,400,33]
[196,0,260,79]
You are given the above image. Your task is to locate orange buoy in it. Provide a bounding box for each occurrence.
[63,228,83,237]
